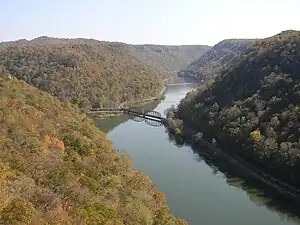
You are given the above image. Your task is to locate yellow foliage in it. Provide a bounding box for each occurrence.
[109,175,122,187]
[250,129,263,142]
[176,219,189,225]
[0,76,186,224]
[175,127,182,135]
[0,197,35,225]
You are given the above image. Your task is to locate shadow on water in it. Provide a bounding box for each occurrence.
[166,130,300,223]
[94,114,130,133]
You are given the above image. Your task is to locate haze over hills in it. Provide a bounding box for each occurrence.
[178,38,257,82]
[131,44,211,79]
[167,30,300,189]
[0,75,187,224]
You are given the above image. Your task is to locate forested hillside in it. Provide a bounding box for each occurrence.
[0,37,164,110]
[168,30,300,189]
[0,37,210,110]
[132,44,211,79]
[0,75,187,224]
[178,39,257,82]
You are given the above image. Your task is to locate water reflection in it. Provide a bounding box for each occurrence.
[95,84,300,225]
[166,131,300,222]
[94,99,162,133]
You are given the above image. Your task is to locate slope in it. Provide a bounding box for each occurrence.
[178,39,257,82]
[0,37,164,110]
[132,44,211,79]
[169,30,300,189]
[0,75,187,225]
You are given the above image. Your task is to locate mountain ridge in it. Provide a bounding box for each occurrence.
[178,38,257,82]
[0,36,210,109]
[168,30,300,190]
[0,37,165,110]
[1,36,211,79]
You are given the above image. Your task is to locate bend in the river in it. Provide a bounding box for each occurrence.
[95,84,300,225]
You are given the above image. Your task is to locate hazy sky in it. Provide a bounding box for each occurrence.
[1,0,299,46]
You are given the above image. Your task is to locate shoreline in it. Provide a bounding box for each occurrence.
[88,76,197,118]
[88,85,166,118]
[117,85,166,109]
[167,124,300,201]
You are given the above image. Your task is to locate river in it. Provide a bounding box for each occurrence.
[95,84,300,225]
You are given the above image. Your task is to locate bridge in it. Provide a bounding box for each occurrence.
[165,82,193,86]
[89,107,167,127]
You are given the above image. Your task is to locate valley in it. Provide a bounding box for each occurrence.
[96,84,300,225]
[166,30,300,222]
[1,29,300,225]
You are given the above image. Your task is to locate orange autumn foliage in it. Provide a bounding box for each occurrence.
[153,192,166,204]
[44,135,65,152]
[0,76,187,224]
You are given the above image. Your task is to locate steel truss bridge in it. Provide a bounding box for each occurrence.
[89,107,167,127]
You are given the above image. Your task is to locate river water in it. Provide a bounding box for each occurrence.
[95,85,300,225]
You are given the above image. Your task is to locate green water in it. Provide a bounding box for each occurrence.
[95,85,300,225]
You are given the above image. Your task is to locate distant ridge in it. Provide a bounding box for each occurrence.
[178,38,258,82]
[0,36,164,109]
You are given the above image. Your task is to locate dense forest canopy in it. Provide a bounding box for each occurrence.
[131,44,211,78]
[178,39,257,82]
[0,36,211,80]
[0,37,165,109]
[169,30,300,189]
[0,75,187,224]
[0,37,210,110]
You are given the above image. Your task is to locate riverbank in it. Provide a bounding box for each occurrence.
[88,75,196,118]
[97,84,300,225]
[166,122,300,201]
[88,85,166,119]
[118,85,166,109]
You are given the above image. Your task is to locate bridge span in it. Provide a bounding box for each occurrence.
[89,107,167,127]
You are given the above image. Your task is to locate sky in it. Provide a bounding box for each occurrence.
[1,0,299,46]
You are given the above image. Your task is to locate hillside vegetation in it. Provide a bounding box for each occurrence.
[0,37,164,110]
[178,39,257,82]
[0,37,210,111]
[168,30,300,189]
[132,44,211,79]
[0,75,187,224]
